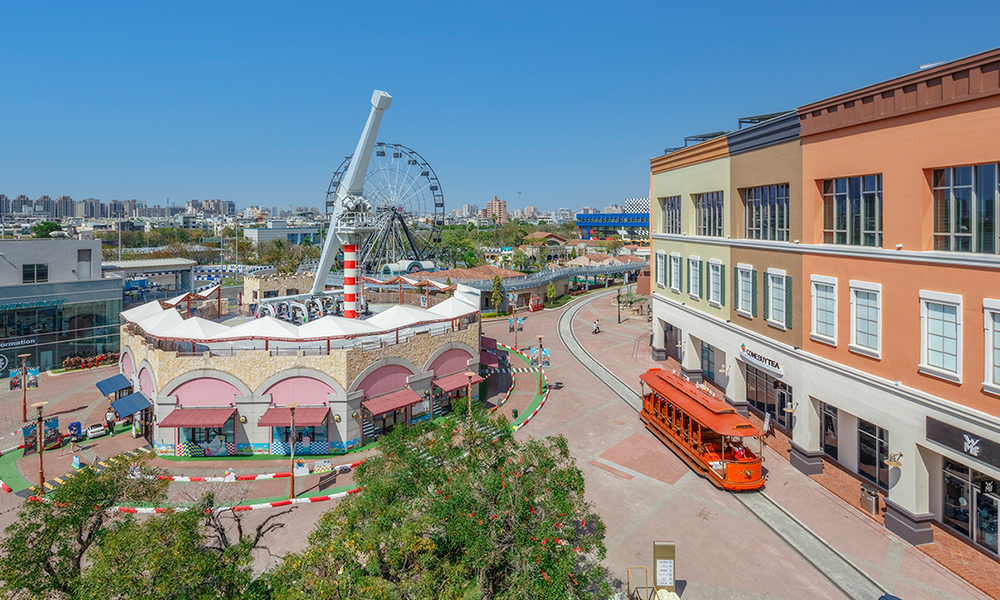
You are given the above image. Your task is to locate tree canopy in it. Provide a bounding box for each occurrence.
[31,221,63,238]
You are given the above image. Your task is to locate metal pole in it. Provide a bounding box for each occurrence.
[513,301,517,352]
[617,287,621,324]
[33,401,48,496]
[465,372,474,429]
[118,208,122,261]
[288,404,298,499]
[537,336,544,395]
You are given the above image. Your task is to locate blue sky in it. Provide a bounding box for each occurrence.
[2,1,999,213]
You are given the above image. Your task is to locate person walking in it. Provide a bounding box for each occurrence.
[105,408,117,437]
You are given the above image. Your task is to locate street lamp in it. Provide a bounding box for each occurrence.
[617,286,622,324]
[463,371,476,429]
[18,353,30,422]
[32,401,48,496]
[537,335,544,395]
[288,403,298,499]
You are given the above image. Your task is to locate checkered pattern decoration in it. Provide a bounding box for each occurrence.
[623,197,650,213]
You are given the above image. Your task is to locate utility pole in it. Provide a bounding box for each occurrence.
[537,335,544,395]
[288,403,298,499]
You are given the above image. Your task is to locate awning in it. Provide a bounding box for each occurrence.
[481,336,497,351]
[257,406,329,427]
[480,350,499,368]
[158,408,236,428]
[433,372,485,394]
[111,391,152,417]
[362,388,421,417]
[96,373,132,396]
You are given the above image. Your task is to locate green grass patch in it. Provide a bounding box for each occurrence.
[0,447,31,492]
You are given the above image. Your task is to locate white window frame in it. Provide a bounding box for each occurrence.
[766,268,787,331]
[983,298,1000,396]
[655,251,666,288]
[849,280,882,359]
[919,290,962,383]
[708,259,722,308]
[688,256,701,300]
[736,263,753,319]
[810,275,838,346]
[669,253,681,293]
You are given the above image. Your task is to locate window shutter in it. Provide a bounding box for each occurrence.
[699,262,705,299]
[685,261,690,293]
[763,274,770,320]
[720,265,726,307]
[785,275,793,329]
[751,270,758,316]
[666,256,672,288]
[733,266,738,308]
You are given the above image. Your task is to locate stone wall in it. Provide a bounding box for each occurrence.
[243,272,318,302]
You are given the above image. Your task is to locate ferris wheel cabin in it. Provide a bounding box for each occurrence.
[640,368,764,491]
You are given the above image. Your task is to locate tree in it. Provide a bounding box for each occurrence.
[546,282,557,302]
[269,411,609,599]
[491,275,504,311]
[605,238,623,255]
[0,455,169,598]
[32,221,63,238]
[512,248,528,271]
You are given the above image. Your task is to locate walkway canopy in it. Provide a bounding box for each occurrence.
[257,406,329,427]
[433,372,485,394]
[158,408,236,428]
[362,388,420,417]
[111,391,152,418]
[639,369,759,437]
[96,374,132,397]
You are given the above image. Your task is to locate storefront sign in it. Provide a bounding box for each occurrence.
[0,299,66,312]
[0,338,36,350]
[927,417,1000,471]
[739,344,783,377]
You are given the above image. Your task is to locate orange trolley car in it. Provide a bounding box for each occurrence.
[639,368,765,491]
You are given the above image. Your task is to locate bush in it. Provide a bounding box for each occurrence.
[60,353,120,371]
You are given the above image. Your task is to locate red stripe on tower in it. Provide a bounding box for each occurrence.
[344,244,357,318]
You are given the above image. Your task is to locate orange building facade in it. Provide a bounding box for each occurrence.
[650,48,1000,556]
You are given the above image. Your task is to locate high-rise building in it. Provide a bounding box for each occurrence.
[484,196,508,224]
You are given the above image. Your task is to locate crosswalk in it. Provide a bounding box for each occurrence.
[484,366,539,374]
[22,447,152,497]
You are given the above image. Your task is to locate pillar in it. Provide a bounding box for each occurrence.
[343,244,357,318]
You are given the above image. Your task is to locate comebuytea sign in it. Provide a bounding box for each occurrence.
[739,344,783,377]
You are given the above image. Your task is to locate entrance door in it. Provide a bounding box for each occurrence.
[974,491,999,553]
[776,389,789,428]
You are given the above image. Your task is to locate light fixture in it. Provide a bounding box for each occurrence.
[333,414,342,423]
[351,411,359,419]
[782,401,798,414]
[719,364,731,375]
[884,452,903,468]
[239,415,247,424]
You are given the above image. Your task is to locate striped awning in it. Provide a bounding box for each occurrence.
[158,408,236,428]
[362,388,420,417]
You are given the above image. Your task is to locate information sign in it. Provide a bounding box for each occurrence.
[655,559,674,587]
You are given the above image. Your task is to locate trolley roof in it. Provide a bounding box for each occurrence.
[640,368,760,437]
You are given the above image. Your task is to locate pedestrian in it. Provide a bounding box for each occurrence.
[105,408,117,436]
[592,320,598,334]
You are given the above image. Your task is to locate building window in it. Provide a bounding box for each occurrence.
[688,257,702,300]
[744,184,790,241]
[661,195,681,234]
[735,265,755,317]
[764,268,791,329]
[934,165,998,253]
[700,341,716,382]
[919,290,962,382]
[858,419,889,489]
[745,364,792,429]
[820,402,838,460]
[695,191,724,237]
[669,254,681,292]
[849,281,881,358]
[655,251,666,287]
[708,260,724,307]
[984,299,1000,396]
[22,263,49,284]
[822,175,882,247]
[811,275,837,345]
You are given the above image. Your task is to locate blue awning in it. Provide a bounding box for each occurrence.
[111,391,152,417]
[96,373,132,396]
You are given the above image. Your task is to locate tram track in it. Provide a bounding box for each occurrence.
[556,292,889,600]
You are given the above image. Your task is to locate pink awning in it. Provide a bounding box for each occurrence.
[433,372,485,394]
[158,408,235,428]
[480,350,499,368]
[481,336,497,351]
[257,406,329,427]
[362,388,421,417]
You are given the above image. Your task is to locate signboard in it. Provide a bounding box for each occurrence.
[0,298,66,312]
[541,348,550,367]
[655,559,675,587]
[763,413,772,435]
[0,354,6,372]
[652,540,676,593]
[10,367,39,391]
[927,417,1000,471]
[43,417,61,450]
[0,338,36,350]
[739,343,783,378]
[22,423,38,457]
[982,476,998,496]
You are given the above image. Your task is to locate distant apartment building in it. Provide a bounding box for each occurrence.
[480,196,508,224]
[461,203,479,218]
[243,220,321,246]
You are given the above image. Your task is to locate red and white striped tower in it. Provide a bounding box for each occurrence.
[343,244,357,319]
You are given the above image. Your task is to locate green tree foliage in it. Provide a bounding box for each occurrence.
[434,227,476,269]
[31,221,63,238]
[0,456,169,598]
[258,238,320,274]
[269,412,609,599]
[490,275,504,310]
[512,249,528,272]
[546,282,557,302]
[604,238,623,255]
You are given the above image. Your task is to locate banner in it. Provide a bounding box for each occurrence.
[541,348,550,367]
[43,417,61,450]
[9,367,39,391]
[22,423,38,457]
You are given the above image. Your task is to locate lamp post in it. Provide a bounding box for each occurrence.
[32,401,48,496]
[288,403,298,499]
[464,371,476,429]
[18,353,30,422]
[617,286,621,324]
[537,335,544,395]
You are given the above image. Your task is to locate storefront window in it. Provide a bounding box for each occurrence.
[820,402,838,460]
[745,365,792,429]
[943,460,1000,556]
[0,297,121,370]
[858,419,888,489]
[179,416,235,456]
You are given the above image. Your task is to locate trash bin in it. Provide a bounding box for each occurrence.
[860,484,880,515]
[512,408,519,420]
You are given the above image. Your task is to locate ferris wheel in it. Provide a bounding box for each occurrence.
[326,143,444,274]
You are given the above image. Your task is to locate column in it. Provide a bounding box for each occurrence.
[343,244,357,318]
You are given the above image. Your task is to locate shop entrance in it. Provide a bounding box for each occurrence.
[974,490,999,554]
[942,459,1000,556]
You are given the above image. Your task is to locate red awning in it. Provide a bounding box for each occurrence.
[257,406,329,427]
[362,388,421,417]
[479,350,499,368]
[433,372,485,394]
[481,336,497,351]
[158,408,236,428]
